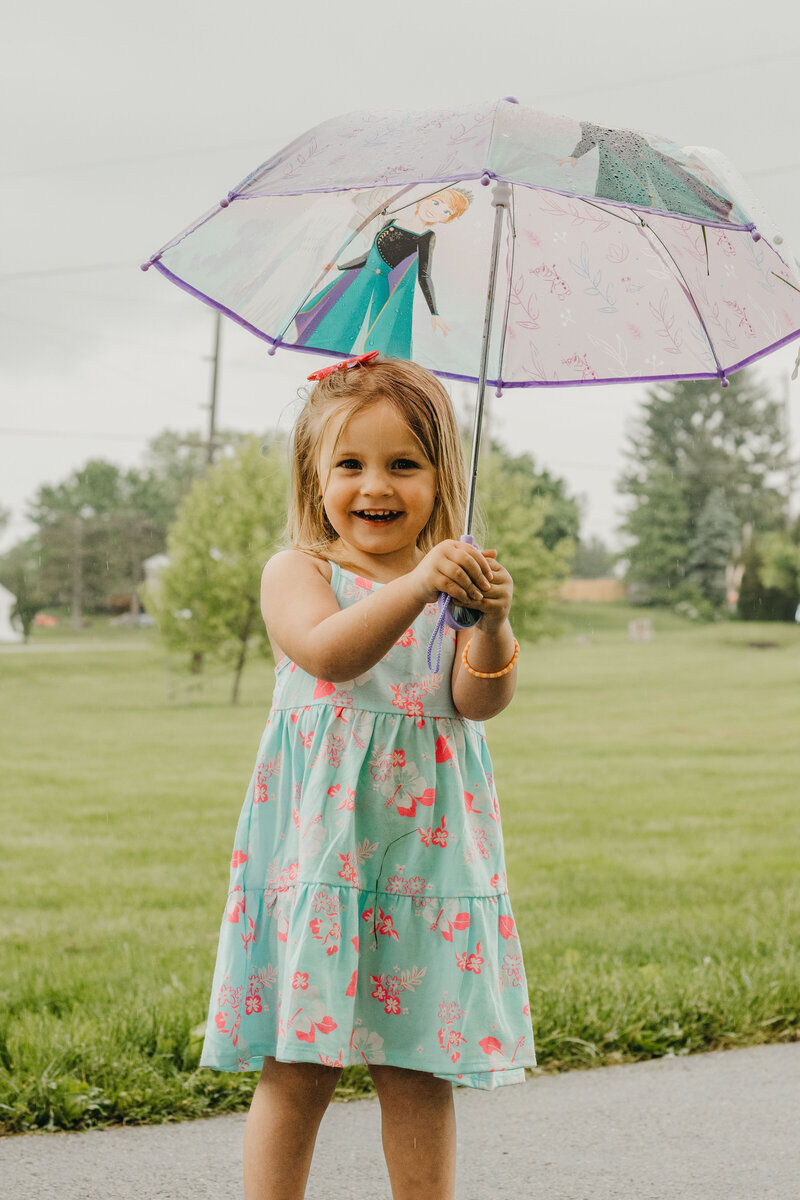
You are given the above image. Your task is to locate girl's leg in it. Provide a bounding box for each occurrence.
[243,1057,342,1200]
[368,1064,457,1200]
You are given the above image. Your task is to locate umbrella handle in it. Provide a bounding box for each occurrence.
[426,536,482,673]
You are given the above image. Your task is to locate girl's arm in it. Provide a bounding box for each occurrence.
[451,553,518,722]
[262,542,494,683]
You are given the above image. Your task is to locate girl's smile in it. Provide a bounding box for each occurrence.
[318,399,437,572]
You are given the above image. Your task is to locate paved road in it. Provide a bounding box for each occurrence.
[2,1043,798,1199]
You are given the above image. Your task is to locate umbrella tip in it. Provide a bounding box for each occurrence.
[746,223,761,242]
[720,374,729,388]
[220,197,230,208]
[140,262,151,272]
[268,347,277,356]
[502,96,519,104]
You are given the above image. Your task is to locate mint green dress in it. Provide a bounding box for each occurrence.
[200,563,535,1087]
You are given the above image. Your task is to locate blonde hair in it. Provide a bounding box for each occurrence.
[286,357,467,558]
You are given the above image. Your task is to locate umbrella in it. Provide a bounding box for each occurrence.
[144,99,800,635]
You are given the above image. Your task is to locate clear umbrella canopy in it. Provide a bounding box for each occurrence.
[146,99,800,390]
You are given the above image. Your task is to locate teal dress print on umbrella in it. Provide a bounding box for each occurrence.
[558,122,736,222]
[294,188,471,360]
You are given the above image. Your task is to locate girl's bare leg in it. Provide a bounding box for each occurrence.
[369,1064,457,1200]
[243,1057,342,1200]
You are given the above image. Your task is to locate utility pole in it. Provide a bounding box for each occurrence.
[206,312,222,467]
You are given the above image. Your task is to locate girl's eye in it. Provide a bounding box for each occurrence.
[393,459,420,471]
[336,459,361,470]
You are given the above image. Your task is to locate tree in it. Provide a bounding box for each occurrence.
[685,488,740,609]
[738,525,800,621]
[570,535,615,579]
[0,537,44,641]
[476,445,576,638]
[619,371,788,611]
[150,438,289,703]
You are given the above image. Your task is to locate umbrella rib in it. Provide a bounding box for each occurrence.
[634,216,726,381]
[492,184,517,396]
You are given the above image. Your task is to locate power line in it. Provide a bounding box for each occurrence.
[0,262,136,281]
[0,427,151,442]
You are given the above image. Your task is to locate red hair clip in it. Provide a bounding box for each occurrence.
[307,350,379,382]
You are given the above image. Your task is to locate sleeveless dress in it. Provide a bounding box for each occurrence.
[200,563,535,1088]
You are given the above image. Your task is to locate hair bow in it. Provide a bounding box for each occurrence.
[307,350,379,381]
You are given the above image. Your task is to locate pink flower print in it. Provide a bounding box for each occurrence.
[499,952,524,991]
[455,940,484,974]
[240,915,256,949]
[337,838,378,886]
[431,904,470,943]
[434,735,453,763]
[214,978,242,1047]
[350,1024,387,1064]
[523,1002,531,1016]
[437,997,466,1063]
[479,1036,503,1056]
[369,745,406,784]
[395,627,417,647]
[254,756,281,804]
[318,1050,344,1068]
[298,729,315,750]
[389,676,439,727]
[346,970,358,997]
[498,915,517,940]
[328,784,355,811]
[313,679,336,701]
[337,852,359,886]
[532,261,571,299]
[386,873,428,897]
[230,850,248,868]
[464,828,492,864]
[438,1027,467,1062]
[464,791,482,815]
[362,906,400,941]
[377,756,435,819]
[562,352,597,380]
[313,731,345,767]
[418,814,448,848]
[309,889,343,955]
[724,299,755,336]
[288,986,339,1044]
[245,992,262,1015]
[291,972,309,990]
[370,966,426,1015]
[226,887,245,924]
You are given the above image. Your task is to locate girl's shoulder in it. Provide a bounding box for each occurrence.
[261,549,332,588]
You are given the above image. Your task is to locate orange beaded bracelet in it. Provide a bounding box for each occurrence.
[461,637,520,679]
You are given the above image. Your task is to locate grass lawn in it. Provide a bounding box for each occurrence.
[2,605,799,1132]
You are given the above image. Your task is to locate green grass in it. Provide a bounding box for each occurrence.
[2,610,799,1132]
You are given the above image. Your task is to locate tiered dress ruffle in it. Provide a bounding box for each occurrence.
[200,563,535,1087]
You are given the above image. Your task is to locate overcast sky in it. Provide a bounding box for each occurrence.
[3,0,799,555]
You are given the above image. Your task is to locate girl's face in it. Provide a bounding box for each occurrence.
[416,194,455,226]
[318,399,437,569]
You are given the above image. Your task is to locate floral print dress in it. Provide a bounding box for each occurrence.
[201,563,535,1087]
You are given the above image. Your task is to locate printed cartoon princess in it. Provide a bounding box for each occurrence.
[293,187,472,359]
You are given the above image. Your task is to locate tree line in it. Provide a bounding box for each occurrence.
[2,368,795,697]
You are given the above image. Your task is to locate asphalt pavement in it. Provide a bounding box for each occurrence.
[2,1042,798,1199]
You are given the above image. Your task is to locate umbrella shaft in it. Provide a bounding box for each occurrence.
[464,182,510,536]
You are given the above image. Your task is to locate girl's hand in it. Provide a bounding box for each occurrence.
[410,539,494,607]
[475,550,513,634]
[431,315,449,336]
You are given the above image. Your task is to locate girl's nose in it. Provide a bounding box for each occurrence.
[360,470,393,496]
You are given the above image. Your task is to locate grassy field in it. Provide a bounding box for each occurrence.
[1,605,799,1133]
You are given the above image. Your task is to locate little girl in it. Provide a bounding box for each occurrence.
[200,354,535,1200]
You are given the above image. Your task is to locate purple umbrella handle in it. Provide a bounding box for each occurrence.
[426,535,482,673]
